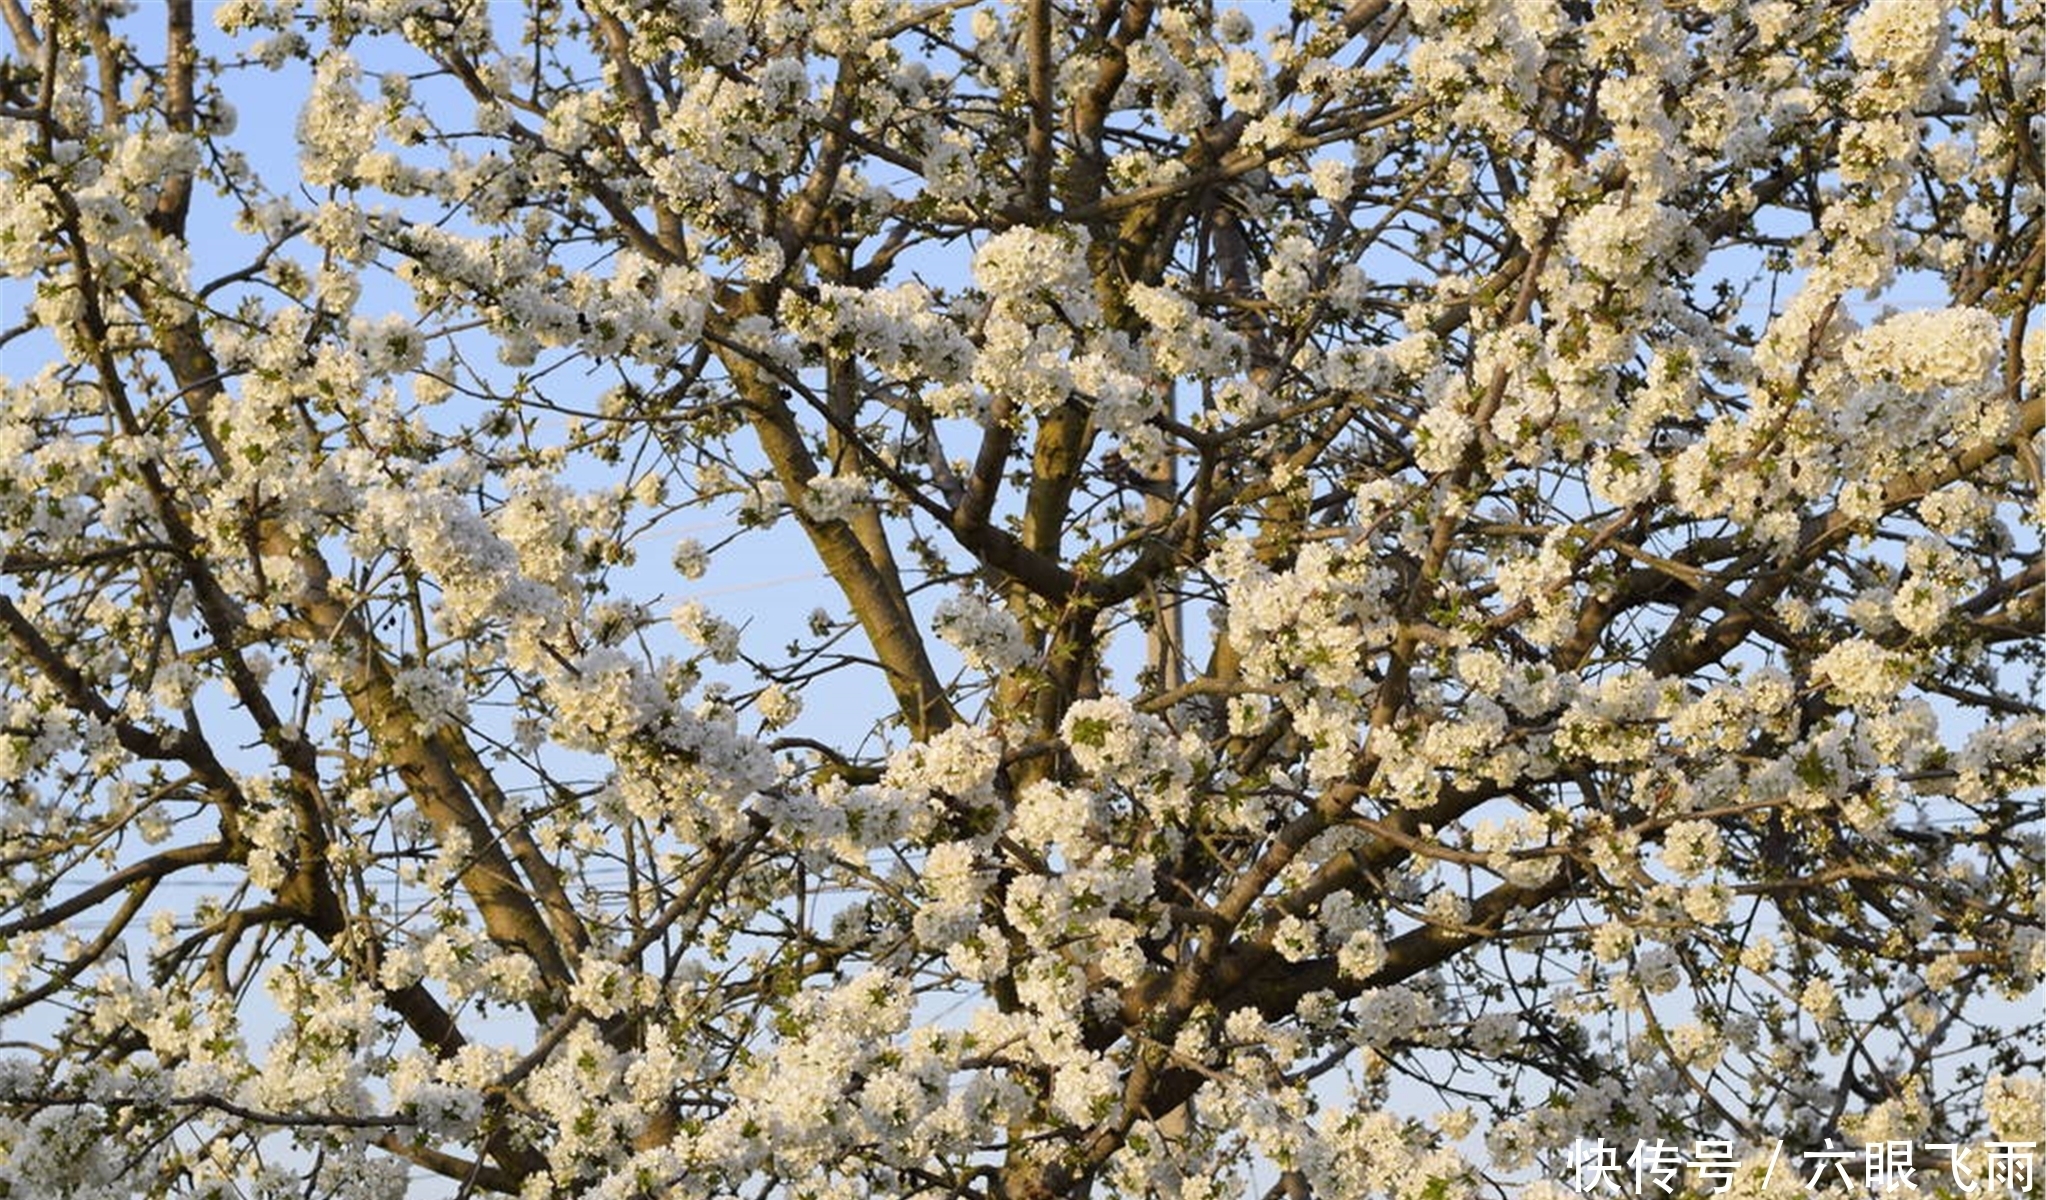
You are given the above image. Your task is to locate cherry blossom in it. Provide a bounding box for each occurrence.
[0,1,2039,1197]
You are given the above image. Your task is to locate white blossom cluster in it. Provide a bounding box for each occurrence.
[932,590,1033,672]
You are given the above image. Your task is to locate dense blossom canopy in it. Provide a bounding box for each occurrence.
[0,0,2042,1196]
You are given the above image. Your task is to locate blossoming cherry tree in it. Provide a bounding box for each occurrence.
[0,0,2040,1197]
